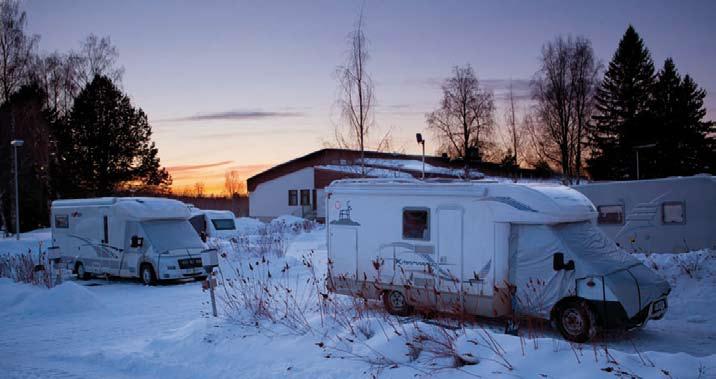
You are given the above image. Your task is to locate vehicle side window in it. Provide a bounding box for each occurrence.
[55,215,69,229]
[597,205,624,225]
[288,190,298,206]
[662,202,685,224]
[300,189,311,206]
[403,208,430,240]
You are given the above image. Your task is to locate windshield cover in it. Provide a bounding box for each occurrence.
[141,220,205,252]
[552,221,640,276]
[211,218,236,231]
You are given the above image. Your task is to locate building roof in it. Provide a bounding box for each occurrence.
[246,148,542,192]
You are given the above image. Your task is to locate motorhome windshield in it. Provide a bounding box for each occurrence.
[551,221,640,275]
[211,218,236,231]
[141,220,205,252]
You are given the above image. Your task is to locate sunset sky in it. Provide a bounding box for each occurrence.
[24,0,716,194]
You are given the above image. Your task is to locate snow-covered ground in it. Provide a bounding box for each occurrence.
[1,222,714,378]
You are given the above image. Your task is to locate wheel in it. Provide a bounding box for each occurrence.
[383,290,412,316]
[555,300,595,343]
[76,262,91,280]
[140,264,157,285]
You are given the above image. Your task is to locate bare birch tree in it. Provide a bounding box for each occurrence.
[530,36,599,184]
[0,0,38,104]
[335,11,374,176]
[503,80,521,167]
[224,169,246,196]
[426,64,495,177]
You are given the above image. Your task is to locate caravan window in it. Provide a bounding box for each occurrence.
[662,202,685,224]
[211,219,236,231]
[55,215,69,229]
[597,205,624,225]
[403,208,430,240]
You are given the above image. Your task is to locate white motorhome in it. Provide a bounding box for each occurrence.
[51,197,208,285]
[573,175,716,253]
[326,179,670,342]
[187,207,238,240]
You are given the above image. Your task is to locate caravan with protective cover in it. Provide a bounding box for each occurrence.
[51,197,209,285]
[326,179,671,342]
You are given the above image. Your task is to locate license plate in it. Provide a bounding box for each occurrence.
[653,300,666,312]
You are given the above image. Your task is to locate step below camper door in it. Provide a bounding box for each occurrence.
[329,227,358,281]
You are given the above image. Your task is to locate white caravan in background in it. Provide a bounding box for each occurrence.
[573,175,716,253]
[187,206,238,240]
[326,179,670,342]
[52,197,208,285]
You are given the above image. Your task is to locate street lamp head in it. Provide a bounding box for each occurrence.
[416,133,423,144]
[10,139,24,147]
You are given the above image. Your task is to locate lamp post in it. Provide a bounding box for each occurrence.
[634,143,656,180]
[10,139,24,240]
[416,133,425,179]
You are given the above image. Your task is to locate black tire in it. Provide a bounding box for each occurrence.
[383,290,412,316]
[555,300,595,343]
[75,262,91,280]
[140,264,157,286]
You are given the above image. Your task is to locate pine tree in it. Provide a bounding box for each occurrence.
[649,58,714,177]
[53,75,170,197]
[588,26,655,179]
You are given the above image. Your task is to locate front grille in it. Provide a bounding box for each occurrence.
[178,258,203,269]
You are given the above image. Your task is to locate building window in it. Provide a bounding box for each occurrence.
[662,202,685,224]
[288,190,298,206]
[597,205,624,225]
[300,189,311,206]
[55,215,69,229]
[403,208,430,240]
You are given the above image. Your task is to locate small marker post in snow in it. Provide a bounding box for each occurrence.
[201,249,219,317]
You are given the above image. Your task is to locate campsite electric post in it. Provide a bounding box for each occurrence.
[10,139,24,240]
[201,249,219,317]
[416,133,425,179]
[634,143,656,180]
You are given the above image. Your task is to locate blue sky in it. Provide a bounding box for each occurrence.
[24,0,716,192]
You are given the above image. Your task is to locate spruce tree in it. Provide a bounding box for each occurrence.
[649,59,714,177]
[589,26,655,179]
[54,75,170,197]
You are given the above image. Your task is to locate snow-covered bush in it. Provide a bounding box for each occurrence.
[0,250,60,288]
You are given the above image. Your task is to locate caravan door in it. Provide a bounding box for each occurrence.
[119,221,144,278]
[436,207,463,312]
[329,226,358,286]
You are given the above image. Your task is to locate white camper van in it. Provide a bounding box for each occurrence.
[573,175,716,253]
[51,197,208,285]
[326,179,670,342]
[188,207,238,240]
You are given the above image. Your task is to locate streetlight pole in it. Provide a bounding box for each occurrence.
[10,139,24,240]
[633,143,656,180]
[416,133,425,179]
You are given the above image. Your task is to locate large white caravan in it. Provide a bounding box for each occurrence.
[326,179,670,342]
[51,197,208,285]
[573,175,716,253]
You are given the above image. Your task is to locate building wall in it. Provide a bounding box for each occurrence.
[249,167,315,221]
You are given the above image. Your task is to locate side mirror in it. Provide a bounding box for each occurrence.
[130,235,144,248]
[553,252,575,271]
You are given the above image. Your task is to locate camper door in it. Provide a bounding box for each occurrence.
[119,221,145,277]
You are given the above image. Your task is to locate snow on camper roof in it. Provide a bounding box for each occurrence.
[327,178,597,222]
[52,197,191,221]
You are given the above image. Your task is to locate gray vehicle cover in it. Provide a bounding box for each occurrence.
[508,221,670,319]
